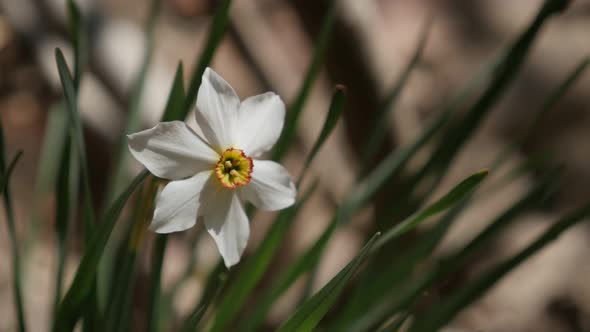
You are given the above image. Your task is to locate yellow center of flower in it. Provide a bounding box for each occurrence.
[215,148,253,189]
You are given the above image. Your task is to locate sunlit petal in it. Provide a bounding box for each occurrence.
[195,67,240,150]
[236,92,285,157]
[128,121,218,180]
[241,159,296,211]
[150,171,212,233]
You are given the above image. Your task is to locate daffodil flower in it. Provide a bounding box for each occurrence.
[128,68,296,267]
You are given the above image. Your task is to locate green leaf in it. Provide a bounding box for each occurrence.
[147,234,168,332]
[240,215,339,332]
[178,262,228,332]
[98,0,162,315]
[104,178,158,332]
[391,0,569,219]
[272,0,338,161]
[160,62,186,122]
[277,233,380,332]
[26,104,69,252]
[297,86,346,187]
[358,16,432,176]
[67,0,85,90]
[343,169,558,332]
[336,200,470,332]
[106,0,162,202]
[54,48,96,232]
[0,150,23,192]
[210,182,318,332]
[52,170,149,332]
[408,198,590,332]
[182,0,232,119]
[239,110,463,332]
[53,136,79,320]
[0,123,27,332]
[372,170,488,252]
[492,56,590,169]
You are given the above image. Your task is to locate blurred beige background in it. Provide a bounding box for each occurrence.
[1,0,590,331]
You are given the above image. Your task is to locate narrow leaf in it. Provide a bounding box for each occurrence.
[492,56,590,169]
[277,233,380,332]
[343,169,558,332]
[0,127,27,332]
[147,234,168,332]
[358,16,432,176]
[0,150,23,192]
[394,0,570,216]
[297,86,346,187]
[372,170,488,252]
[272,0,338,161]
[240,215,339,332]
[160,62,186,122]
[178,262,228,332]
[52,170,149,332]
[54,48,96,230]
[408,199,590,332]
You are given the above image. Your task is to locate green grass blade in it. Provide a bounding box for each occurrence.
[52,170,149,332]
[343,169,558,332]
[105,178,158,332]
[336,90,461,226]
[296,86,346,187]
[144,62,187,332]
[372,170,488,252]
[0,125,27,332]
[358,16,432,176]
[53,137,80,320]
[160,62,186,122]
[271,0,338,161]
[182,0,232,119]
[67,0,85,90]
[26,104,69,252]
[239,113,464,332]
[392,0,569,217]
[408,199,590,332]
[0,150,23,192]
[107,0,162,202]
[240,215,338,332]
[55,48,96,231]
[492,56,590,169]
[210,182,318,332]
[98,0,162,315]
[276,233,380,332]
[335,200,470,332]
[178,262,228,332]
[147,234,168,332]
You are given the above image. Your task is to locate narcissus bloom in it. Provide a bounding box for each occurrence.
[128,68,296,267]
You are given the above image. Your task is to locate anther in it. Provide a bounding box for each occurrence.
[224,161,232,169]
[229,170,240,178]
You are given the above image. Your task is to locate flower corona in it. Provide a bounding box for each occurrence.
[215,148,253,189]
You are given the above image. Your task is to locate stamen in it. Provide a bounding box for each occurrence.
[215,148,253,189]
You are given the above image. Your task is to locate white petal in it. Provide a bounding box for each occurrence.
[236,92,285,157]
[241,160,296,211]
[195,67,240,151]
[203,192,250,268]
[128,121,218,180]
[150,171,212,233]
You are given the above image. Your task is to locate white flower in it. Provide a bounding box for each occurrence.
[128,68,296,267]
